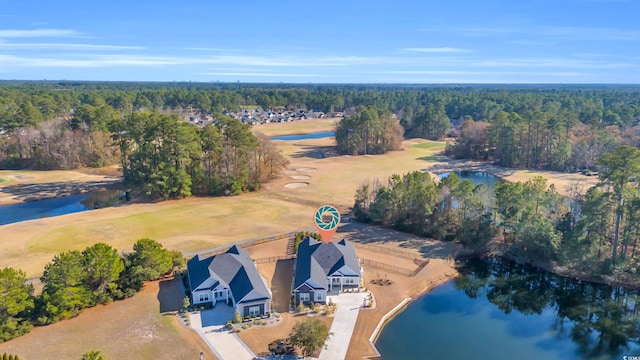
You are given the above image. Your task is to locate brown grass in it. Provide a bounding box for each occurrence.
[0,278,217,360]
[253,117,338,137]
[0,120,599,358]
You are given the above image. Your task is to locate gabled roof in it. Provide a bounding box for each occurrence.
[294,237,360,291]
[187,245,271,303]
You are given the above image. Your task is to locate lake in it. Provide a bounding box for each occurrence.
[270,131,335,141]
[0,190,128,226]
[375,257,640,360]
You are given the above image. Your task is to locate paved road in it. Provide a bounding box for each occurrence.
[318,292,367,360]
[190,306,255,360]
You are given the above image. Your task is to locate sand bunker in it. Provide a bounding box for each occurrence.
[284,182,309,188]
[291,175,311,180]
[297,167,317,172]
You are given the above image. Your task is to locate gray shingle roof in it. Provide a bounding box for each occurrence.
[294,237,360,291]
[187,245,271,304]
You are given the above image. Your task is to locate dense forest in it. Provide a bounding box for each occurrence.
[0,239,183,343]
[334,107,403,155]
[1,82,640,173]
[353,146,640,282]
[110,112,288,199]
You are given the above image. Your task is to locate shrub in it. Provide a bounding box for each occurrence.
[297,303,306,313]
[326,307,334,315]
[225,321,233,330]
[232,310,242,324]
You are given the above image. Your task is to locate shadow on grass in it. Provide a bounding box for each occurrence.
[338,220,459,259]
[158,277,184,314]
[0,179,123,202]
[289,145,340,159]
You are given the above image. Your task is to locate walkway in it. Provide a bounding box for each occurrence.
[318,292,368,360]
[190,306,256,360]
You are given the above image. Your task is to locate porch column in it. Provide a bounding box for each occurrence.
[329,277,332,291]
[340,277,343,291]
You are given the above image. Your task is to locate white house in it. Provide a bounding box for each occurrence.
[187,245,272,317]
[293,237,362,304]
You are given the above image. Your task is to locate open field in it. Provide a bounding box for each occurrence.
[0,277,217,360]
[253,117,339,136]
[0,132,600,360]
[0,119,600,278]
[0,195,313,277]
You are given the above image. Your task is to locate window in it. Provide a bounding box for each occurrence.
[198,293,210,302]
[299,293,310,302]
[346,278,355,284]
[315,292,323,301]
[249,306,260,316]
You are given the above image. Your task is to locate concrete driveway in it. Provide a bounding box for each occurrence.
[318,292,367,360]
[190,305,256,360]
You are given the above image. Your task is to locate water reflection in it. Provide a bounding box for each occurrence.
[455,258,640,359]
[270,131,335,141]
[0,190,128,226]
[376,257,640,360]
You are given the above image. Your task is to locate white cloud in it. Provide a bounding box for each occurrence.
[402,47,472,53]
[377,70,585,77]
[200,72,325,77]
[0,29,80,38]
[472,58,634,69]
[0,41,144,50]
[460,25,640,41]
[0,53,402,68]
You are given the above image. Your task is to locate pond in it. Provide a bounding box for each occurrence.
[270,131,335,141]
[438,171,503,190]
[375,257,640,360]
[0,190,129,226]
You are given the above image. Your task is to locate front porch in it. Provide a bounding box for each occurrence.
[328,275,360,292]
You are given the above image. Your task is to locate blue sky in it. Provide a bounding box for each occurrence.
[1,0,639,83]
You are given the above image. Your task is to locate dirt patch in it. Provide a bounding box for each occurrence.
[291,175,311,180]
[284,182,309,188]
[0,278,217,360]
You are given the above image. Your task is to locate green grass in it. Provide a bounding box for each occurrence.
[413,141,446,150]
[0,177,5,184]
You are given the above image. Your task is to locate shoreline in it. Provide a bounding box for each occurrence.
[494,250,640,290]
[364,272,455,359]
[0,178,123,206]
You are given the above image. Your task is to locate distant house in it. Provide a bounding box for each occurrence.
[187,245,272,317]
[293,237,362,304]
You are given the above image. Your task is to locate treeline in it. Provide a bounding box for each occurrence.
[2,82,640,172]
[353,146,640,281]
[112,112,288,199]
[334,107,403,155]
[0,239,183,343]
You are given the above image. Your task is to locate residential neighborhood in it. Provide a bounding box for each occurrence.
[184,107,344,127]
